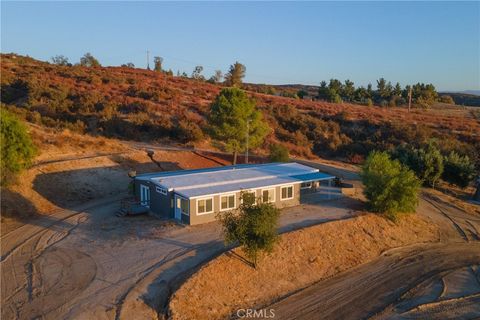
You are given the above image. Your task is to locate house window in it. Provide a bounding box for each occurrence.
[180,198,189,215]
[262,188,275,203]
[197,197,213,215]
[220,194,236,211]
[280,185,294,200]
[300,182,312,189]
[156,186,167,195]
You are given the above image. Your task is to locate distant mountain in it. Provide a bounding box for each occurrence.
[439,91,480,107]
[441,90,480,96]
[463,90,480,96]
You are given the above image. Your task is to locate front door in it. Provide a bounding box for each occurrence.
[174,195,182,220]
[140,185,150,207]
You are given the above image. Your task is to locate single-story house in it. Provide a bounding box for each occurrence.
[133,162,334,225]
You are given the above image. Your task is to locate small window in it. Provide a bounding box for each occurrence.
[197,197,213,215]
[220,194,236,211]
[156,186,167,195]
[262,188,275,203]
[300,182,312,189]
[281,185,294,200]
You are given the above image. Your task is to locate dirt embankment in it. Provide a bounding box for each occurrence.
[169,213,440,320]
[0,126,229,234]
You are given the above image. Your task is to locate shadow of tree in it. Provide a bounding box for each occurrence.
[1,188,39,220]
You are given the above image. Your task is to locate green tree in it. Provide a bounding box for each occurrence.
[393,82,402,96]
[191,65,204,80]
[121,62,135,68]
[343,79,355,102]
[269,144,289,162]
[208,70,223,84]
[376,78,393,100]
[51,55,70,66]
[218,192,280,268]
[1,110,37,186]
[153,56,163,72]
[208,88,269,165]
[79,53,101,67]
[224,62,246,87]
[442,152,476,188]
[394,143,444,188]
[361,151,421,221]
[318,81,329,101]
[297,90,308,99]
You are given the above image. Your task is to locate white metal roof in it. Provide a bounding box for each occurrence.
[137,162,333,199]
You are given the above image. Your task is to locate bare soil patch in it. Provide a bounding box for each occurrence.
[169,213,440,320]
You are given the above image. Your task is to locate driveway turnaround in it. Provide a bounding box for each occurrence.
[1,191,352,320]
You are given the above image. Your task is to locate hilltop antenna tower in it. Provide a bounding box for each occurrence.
[146,50,150,70]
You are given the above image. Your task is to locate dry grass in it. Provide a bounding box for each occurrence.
[169,213,439,320]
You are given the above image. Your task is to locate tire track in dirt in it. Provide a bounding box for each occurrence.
[1,211,96,319]
[266,191,480,320]
[1,195,124,262]
[422,194,469,241]
[113,245,202,320]
[268,243,480,320]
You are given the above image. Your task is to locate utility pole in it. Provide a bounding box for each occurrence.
[408,86,412,112]
[146,50,150,70]
[245,119,251,164]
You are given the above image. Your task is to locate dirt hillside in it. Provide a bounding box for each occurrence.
[0,126,229,234]
[2,53,478,162]
[169,213,440,320]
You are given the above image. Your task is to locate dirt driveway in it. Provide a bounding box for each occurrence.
[0,188,355,319]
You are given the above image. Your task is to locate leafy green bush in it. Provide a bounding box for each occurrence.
[442,152,476,188]
[439,95,455,104]
[79,53,101,67]
[174,120,204,143]
[1,110,37,186]
[392,142,444,187]
[269,144,289,162]
[361,151,421,221]
[218,192,280,268]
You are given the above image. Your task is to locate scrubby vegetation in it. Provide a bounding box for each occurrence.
[392,143,477,189]
[442,152,476,189]
[361,151,421,221]
[269,144,289,162]
[392,142,444,188]
[218,192,280,268]
[1,54,478,172]
[0,110,37,186]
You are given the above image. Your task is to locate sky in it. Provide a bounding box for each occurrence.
[1,1,479,91]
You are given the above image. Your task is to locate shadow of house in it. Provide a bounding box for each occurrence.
[32,158,182,211]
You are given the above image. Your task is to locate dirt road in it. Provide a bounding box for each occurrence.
[267,192,480,320]
[269,243,480,320]
[0,189,354,319]
[2,149,479,320]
